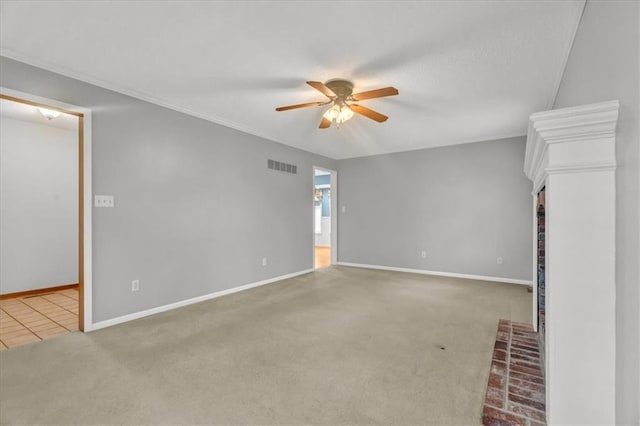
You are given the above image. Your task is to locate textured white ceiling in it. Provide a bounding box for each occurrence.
[0,1,584,159]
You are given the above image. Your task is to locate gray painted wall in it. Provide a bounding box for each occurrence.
[337,137,532,281]
[553,1,639,423]
[0,116,78,293]
[0,57,337,322]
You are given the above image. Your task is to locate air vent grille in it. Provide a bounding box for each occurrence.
[268,159,297,174]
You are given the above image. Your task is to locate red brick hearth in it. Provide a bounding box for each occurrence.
[482,319,546,426]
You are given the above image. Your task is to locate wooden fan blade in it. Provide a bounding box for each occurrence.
[275,101,325,112]
[307,81,336,98]
[319,117,332,129]
[351,87,398,101]
[351,104,388,122]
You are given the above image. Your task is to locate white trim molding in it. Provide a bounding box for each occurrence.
[0,49,279,153]
[336,262,533,286]
[0,52,546,162]
[524,100,619,425]
[91,269,313,331]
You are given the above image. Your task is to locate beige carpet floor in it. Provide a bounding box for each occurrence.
[0,266,531,425]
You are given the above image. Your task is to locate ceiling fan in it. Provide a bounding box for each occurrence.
[275,79,398,129]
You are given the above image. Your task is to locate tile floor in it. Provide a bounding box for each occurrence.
[0,288,78,350]
[314,246,331,268]
[482,319,546,426]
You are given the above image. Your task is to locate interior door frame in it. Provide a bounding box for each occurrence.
[1,87,93,331]
[312,166,338,267]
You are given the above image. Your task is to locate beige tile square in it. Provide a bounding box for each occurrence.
[48,313,76,322]
[3,333,40,348]
[0,324,26,334]
[3,307,33,315]
[0,317,21,327]
[11,311,41,321]
[59,321,79,331]
[36,327,68,339]
[21,318,53,328]
[30,322,63,333]
[1,328,34,339]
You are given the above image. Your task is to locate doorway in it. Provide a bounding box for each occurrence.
[0,90,91,347]
[313,167,337,269]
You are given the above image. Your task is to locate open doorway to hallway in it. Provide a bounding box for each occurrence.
[0,96,82,349]
[313,167,335,269]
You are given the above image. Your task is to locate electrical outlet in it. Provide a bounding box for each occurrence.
[421,251,427,259]
[95,195,114,208]
[131,279,140,292]
[497,257,503,265]
[341,206,346,213]
[262,257,267,266]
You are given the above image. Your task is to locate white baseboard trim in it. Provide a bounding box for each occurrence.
[88,269,314,332]
[335,262,533,286]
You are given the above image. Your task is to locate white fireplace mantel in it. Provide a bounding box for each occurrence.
[524,100,619,425]
[525,100,619,192]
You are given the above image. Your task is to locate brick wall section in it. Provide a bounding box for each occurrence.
[482,319,546,426]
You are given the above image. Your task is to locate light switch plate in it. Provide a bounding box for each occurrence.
[95,195,114,208]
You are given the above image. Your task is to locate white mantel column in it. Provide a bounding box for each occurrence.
[524,100,619,425]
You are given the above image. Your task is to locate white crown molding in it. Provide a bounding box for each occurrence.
[524,100,619,192]
[545,161,616,175]
[2,51,532,161]
[0,49,289,152]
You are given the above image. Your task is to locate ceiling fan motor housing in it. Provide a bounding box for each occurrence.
[325,79,354,103]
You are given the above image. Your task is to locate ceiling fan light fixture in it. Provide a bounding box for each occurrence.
[323,104,340,122]
[336,105,354,124]
[38,107,61,120]
[323,104,354,124]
